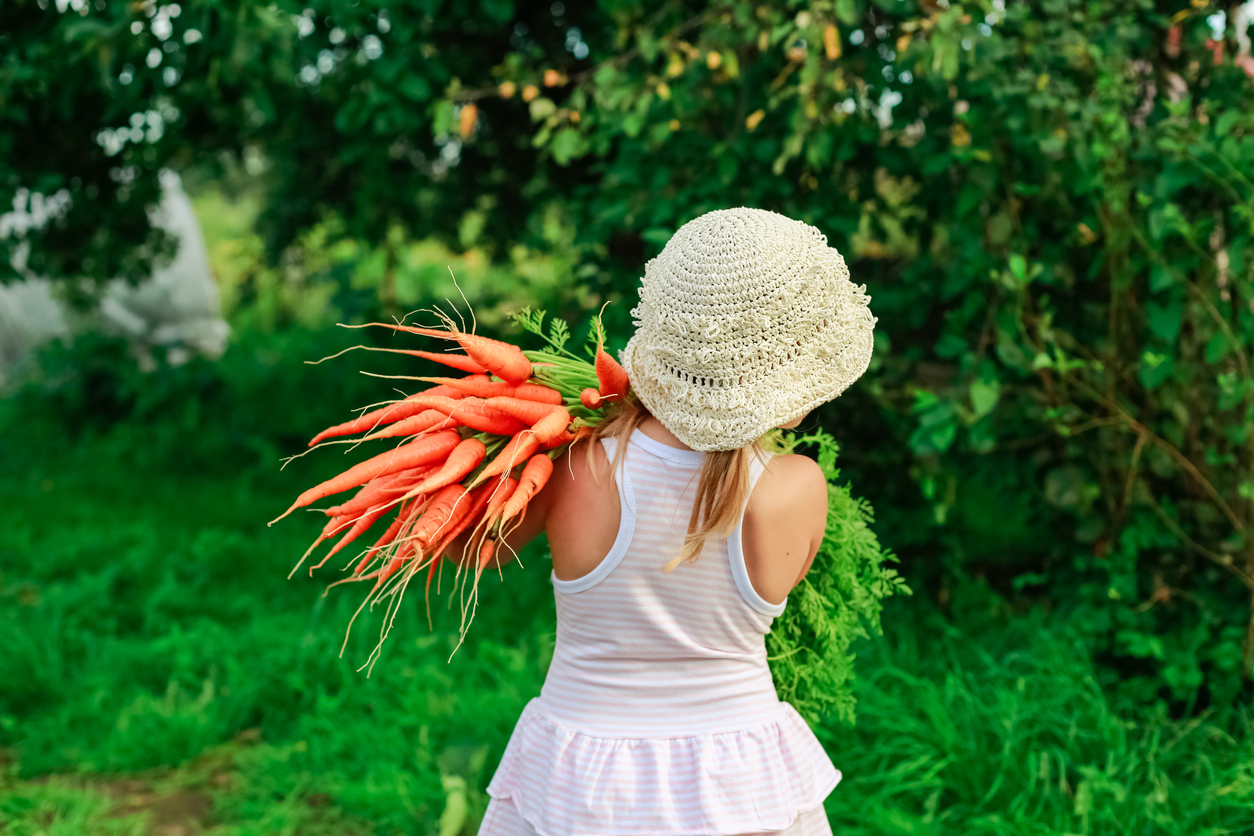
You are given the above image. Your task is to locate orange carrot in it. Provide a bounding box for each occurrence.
[307,384,462,446]
[325,469,426,516]
[580,388,604,409]
[409,485,471,548]
[416,376,563,405]
[596,344,630,401]
[367,323,532,384]
[466,476,514,543]
[528,407,572,444]
[363,409,450,441]
[469,431,541,486]
[377,555,406,585]
[478,539,496,569]
[401,395,528,436]
[353,500,421,574]
[310,505,388,572]
[272,430,461,523]
[481,475,518,522]
[541,429,575,450]
[411,438,486,494]
[431,483,495,558]
[482,396,564,427]
[500,454,554,522]
[408,350,488,374]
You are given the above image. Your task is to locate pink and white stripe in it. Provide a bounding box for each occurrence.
[483,430,840,835]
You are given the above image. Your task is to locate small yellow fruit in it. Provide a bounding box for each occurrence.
[824,25,841,60]
[459,104,478,139]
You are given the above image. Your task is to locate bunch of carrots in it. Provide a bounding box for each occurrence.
[271,309,629,669]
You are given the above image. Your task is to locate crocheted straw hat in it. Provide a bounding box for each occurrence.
[621,207,876,452]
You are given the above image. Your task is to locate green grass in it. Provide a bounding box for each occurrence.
[2,421,1252,834]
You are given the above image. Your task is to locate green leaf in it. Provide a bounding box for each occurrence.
[1205,331,1232,364]
[1146,297,1182,343]
[431,99,455,136]
[399,74,431,102]
[641,227,672,245]
[1149,264,1174,293]
[934,333,967,359]
[1008,253,1027,281]
[477,0,514,24]
[1138,351,1173,390]
[835,0,859,25]
[549,128,589,165]
[529,97,557,121]
[1215,109,1241,137]
[548,316,570,352]
[969,378,1000,419]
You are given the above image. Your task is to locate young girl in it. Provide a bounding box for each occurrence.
[473,207,876,835]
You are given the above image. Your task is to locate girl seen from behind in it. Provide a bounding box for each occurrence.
[470,207,877,835]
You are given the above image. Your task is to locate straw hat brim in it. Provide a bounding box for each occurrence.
[622,294,875,452]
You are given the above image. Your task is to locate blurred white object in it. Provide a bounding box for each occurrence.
[0,169,228,383]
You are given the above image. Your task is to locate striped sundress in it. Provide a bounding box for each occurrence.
[480,429,840,835]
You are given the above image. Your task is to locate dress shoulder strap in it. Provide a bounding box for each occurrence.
[729,448,787,617]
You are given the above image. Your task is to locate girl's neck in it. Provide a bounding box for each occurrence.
[637,416,696,451]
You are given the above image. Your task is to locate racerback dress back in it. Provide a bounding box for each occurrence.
[482,429,840,836]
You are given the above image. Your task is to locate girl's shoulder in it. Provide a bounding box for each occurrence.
[741,453,828,605]
[752,452,827,510]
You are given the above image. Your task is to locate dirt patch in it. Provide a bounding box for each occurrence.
[20,727,266,834]
[105,783,213,835]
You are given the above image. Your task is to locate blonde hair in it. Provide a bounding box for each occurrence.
[585,396,772,573]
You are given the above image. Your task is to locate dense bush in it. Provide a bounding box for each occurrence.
[9,0,1254,712]
[1,326,409,474]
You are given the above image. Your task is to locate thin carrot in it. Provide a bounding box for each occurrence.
[401,395,528,436]
[415,376,563,405]
[528,407,572,444]
[469,431,541,487]
[353,500,421,574]
[431,484,495,557]
[541,429,575,450]
[366,323,532,384]
[411,438,487,494]
[376,555,406,585]
[271,430,461,524]
[363,409,450,441]
[408,350,488,374]
[307,384,462,446]
[478,539,496,569]
[461,476,515,558]
[409,485,471,549]
[310,505,388,572]
[325,469,425,517]
[500,454,554,522]
[596,343,630,401]
[482,397,563,427]
[481,476,518,523]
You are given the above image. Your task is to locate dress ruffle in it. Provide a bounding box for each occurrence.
[485,699,840,836]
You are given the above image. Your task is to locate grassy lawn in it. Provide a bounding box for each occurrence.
[2,420,1252,834]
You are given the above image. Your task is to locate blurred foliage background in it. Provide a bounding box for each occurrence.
[3,0,1254,832]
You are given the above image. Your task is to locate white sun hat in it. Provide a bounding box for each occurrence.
[621,207,876,452]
